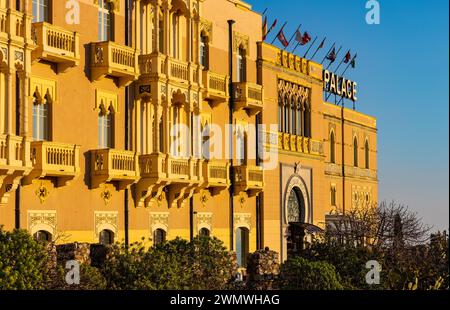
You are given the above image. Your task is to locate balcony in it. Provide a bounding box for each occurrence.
[202,160,230,195]
[233,165,264,197]
[0,134,32,206]
[203,70,229,105]
[233,82,263,115]
[90,41,139,87]
[23,141,80,187]
[31,22,80,71]
[135,153,203,208]
[278,132,324,156]
[90,149,139,190]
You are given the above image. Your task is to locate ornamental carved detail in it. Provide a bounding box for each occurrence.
[199,18,213,41]
[94,211,118,236]
[234,213,251,230]
[149,212,169,232]
[196,212,212,231]
[28,210,57,235]
[233,31,249,55]
[35,182,50,204]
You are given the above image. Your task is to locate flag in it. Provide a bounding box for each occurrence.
[277,27,289,47]
[344,50,351,63]
[318,37,326,49]
[263,19,277,41]
[300,31,311,45]
[262,16,268,38]
[326,47,336,62]
[295,30,303,43]
[350,53,357,68]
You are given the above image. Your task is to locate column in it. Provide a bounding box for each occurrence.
[135,0,141,52]
[134,99,141,153]
[6,69,13,134]
[153,3,159,53]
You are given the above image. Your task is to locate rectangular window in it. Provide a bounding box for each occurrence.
[32,0,50,23]
[98,0,112,41]
[98,111,113,148]
[32,102,49,141]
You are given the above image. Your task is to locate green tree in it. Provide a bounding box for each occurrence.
[0,227,50,290]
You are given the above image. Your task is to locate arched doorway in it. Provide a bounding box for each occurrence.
[99,229,114,245]
[286,187,306,257]
[34,230,52,242]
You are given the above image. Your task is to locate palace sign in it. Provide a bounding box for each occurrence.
[323,70,358,102]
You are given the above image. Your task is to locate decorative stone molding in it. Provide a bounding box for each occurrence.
[149,212,169,233]
[35,182,50,204]
[199,18,213,41]
[94,211,118,239]
[234,213,251,230]
[93,0,120,12]
[283,174,310,224]
[95,89,118,113]
[233,31,249,55]
[28,210,57,236]
[196,212,212,232]
[30,76,57,103]
[351,185,373,208]
[100,184,113,205]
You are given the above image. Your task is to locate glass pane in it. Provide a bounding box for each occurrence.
[98,113,104,148]
[32,102,38,140]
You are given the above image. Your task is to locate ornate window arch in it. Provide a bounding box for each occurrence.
[330,130,336,164]
[365,139,370,169]
[353,136,359,167]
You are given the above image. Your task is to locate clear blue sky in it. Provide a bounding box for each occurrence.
[248,0,449,231]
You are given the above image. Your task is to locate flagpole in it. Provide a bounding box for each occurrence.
[326,46,341,69]
[341,54,357,76]
[311,37,326,60]
[270,22,287,45]
[321,42,335,64]
[303,36,317,58]
[284,24,301,50]
[262,8,268,16]
[263,19,278,41]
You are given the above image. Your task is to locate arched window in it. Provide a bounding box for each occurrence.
[153,228,166,245]
[32,0,50,23]
[353,137,359,167]
[199,227,210,237]
[98,106,114,148]
[237,47,246,82]
[303,103,311,138]
[296,98,302,136]
[365,140,370,169]
[201,121,211,160]
[283,95,289,133]
[99,229,114,245]
[278,94,283,132]
[98,0,113,41]
[331,185,337,207]
[291,99,296,134]
[32,92,50,141]
[34,230,52,242]
[159,115,164,152]
[236,128,247,166]
[200,33,209,68]
[236,227,249,267]
[287,187,305,223]
[330,131,336,164]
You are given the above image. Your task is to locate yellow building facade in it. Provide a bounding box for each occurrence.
[0,0,377,263]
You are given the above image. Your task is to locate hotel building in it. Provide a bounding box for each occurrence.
[0,0,378,263]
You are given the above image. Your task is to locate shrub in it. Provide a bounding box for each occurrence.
[46,264,107,290]
[279,256,343,290]
[0,228,50,290]
[101,236,236,290]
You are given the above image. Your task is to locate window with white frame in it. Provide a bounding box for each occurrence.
[237,47,246,82]
[32,93,50,141]
[32,0,50,23]
[98,107,114,148]
[200,33,209,68]
[98,0,112,41]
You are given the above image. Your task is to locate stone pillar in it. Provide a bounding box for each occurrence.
[134,99,141,153]
[135,0,141,52]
